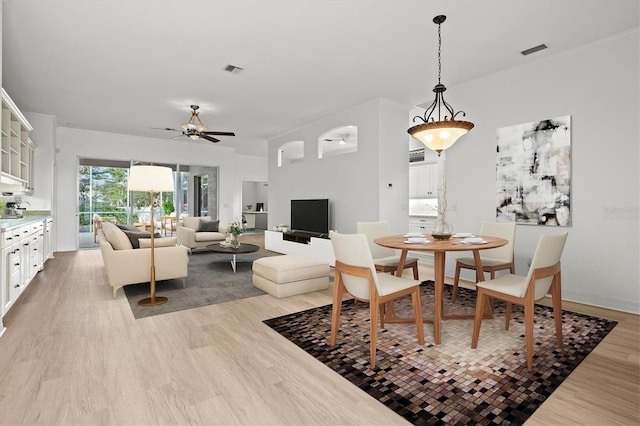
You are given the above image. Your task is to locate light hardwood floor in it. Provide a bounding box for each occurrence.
[0,234,638,425]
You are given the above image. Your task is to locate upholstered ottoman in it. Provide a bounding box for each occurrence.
[252,255,330,298]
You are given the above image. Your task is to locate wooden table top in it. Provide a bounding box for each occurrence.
[374,235,508,252]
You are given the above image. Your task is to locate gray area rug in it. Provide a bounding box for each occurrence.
[124,250,275,319]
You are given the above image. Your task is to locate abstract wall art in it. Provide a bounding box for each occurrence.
[496,115,571,226]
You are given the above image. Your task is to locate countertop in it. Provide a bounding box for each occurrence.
[0,214,52,231]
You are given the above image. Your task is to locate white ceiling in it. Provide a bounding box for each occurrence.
[3,0,638,157]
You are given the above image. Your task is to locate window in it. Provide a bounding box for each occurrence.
[318,125,358,159]
[278,140,305,167]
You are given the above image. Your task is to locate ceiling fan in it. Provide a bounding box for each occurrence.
[323,133,353,145]
[156,105,235,143]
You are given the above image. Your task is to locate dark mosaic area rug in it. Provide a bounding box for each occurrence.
[264,283,617,425]
[124,250,276,319]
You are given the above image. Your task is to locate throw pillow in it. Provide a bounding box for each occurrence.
[182,216,201,230]
[102,222,134,250]
[123,230,161,249]
[117,224,141,232]
[139,236,177,248]
[198,219,220,232]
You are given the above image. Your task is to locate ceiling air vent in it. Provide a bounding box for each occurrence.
[521,44,548,56]
[409,148,425,163]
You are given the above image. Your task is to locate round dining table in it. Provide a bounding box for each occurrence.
[374,234,508,345]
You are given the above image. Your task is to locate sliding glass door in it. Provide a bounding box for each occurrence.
[78,159,219,249]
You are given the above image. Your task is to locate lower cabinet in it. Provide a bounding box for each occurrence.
[409,216,435,234]
[1,218,49,317]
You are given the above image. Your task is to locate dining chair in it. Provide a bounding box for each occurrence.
[356,221,419,280]
[329,231,425,369]
[470,232,568,371]
[451,221,516,302]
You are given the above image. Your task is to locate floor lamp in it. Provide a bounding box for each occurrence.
[128,165,175,306]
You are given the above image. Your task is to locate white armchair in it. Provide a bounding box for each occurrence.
[176,216,227,251]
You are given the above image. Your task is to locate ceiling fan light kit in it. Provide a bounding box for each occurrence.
[408,15,474,155]
[157,104,236,143]
[182,105,208,133]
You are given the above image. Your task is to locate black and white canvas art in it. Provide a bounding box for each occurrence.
[496,115,571,226]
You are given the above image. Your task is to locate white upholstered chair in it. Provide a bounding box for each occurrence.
[356,221,419,280]
[471,232,568,371]
[451,221,516,302]
[329,231,425,369]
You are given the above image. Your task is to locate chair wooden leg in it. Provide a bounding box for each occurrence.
[524,301,535,371]
[451,262,462,303]
[411,288,425,345]
[471,289,487,348]
[411,262,419,280]
[330,275,346,347]
[505,302,512,330]
[551,274,563,346]
[369,298,379,369]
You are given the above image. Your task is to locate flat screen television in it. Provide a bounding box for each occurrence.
[290,198,329,235]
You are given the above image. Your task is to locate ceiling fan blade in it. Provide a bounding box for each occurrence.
[201,131,235,136]
[200,134,220,143]
[151,127,182,132]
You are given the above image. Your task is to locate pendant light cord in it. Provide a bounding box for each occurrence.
[437,21,442,85]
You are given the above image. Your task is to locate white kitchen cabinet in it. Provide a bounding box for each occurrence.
[1,218,48,318]
[45,218,53,261]
[1,89,35,192]
[26,221,44,279]
[409,217,436,234]
[409,163,438,198]
[2,228,22,315]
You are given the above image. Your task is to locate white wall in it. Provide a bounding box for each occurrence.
[444,31,639,313]
[268,98,411,235]
[378,98,414,228]
[23,112,55,210]
[54,127,267,251]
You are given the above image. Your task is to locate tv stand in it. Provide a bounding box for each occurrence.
[265,230,335,266]
[283,231,311,244]
[283,230,329,243]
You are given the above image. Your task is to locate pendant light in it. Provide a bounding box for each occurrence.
[408,15,474,155]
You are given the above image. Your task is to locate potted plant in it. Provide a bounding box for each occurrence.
[227,220,244,248]
[246,204,253,211]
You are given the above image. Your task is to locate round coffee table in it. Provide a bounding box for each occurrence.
[207,243,260,273]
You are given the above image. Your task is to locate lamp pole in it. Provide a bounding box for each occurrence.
[138,189,167,306]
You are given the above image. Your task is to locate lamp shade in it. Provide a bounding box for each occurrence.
[128,165,174,192]
[408,120,474,153]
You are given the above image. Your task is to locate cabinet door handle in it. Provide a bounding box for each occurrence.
[14,284,20,288]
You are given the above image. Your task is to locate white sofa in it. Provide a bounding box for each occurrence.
[98,222,189,297]
[176,216,227,251]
